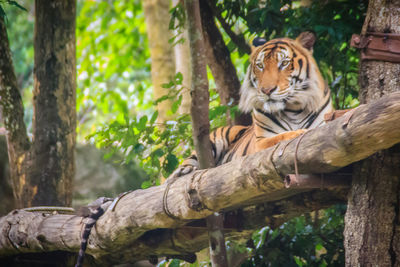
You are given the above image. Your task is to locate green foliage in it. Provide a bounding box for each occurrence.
[0,0,27,20]
[76,0,152,139]
[243,206,346,267]
[88,73,193,186]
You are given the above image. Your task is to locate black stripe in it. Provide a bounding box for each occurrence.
[231,128,248,144]
[256,109,288,131]
[242,140,251,156]
[225,150,235,163]
[305,56,309,78]
[303,112,318,128]
[254,121,278,134]
[76,207,105,267]
[211,142,217,158]
[225,127,232,146]
[284,108,303,114]
[298,59,303,73]
[303,97,331,128]
[188,154,197,160]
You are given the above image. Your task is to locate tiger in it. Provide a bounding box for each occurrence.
[173,31,333,177]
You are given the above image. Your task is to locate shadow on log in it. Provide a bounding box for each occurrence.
[1,92,400,265]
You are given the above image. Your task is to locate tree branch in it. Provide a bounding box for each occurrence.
[1,92,400,264]
[200,0,251,126]
[208,1,251,55]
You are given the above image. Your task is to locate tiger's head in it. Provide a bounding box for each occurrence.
[239,32,327,114]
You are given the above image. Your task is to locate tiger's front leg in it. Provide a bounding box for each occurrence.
[255,129,306,152]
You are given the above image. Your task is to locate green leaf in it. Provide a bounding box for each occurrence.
[175,72,183,85]
[171,95,182,114]
[167,259,181,267]
[7,1,27,11]
[152,148,164,158]
[150,111,158,124]
[137,116,147,131]
[154,95,170,104]
[141,180,152,189]
[165,153,179,174]
[0,5,6,20]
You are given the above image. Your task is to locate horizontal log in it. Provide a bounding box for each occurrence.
[1,92,400,264]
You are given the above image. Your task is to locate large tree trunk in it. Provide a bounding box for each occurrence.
[344,1,400,266]
[0,1,76,208]
[31,0,76,207]
[143,0,176,124]
[0,15,31,209]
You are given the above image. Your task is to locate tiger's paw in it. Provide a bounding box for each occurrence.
[285,129,307,139]
[167,165,198,183]
[175,165,198,177]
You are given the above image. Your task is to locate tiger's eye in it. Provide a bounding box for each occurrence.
[256,63,264,69]
[281,60,290,67]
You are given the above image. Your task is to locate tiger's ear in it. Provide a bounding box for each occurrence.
[296,31,316,52]
[251,37,267,52]
[252,37,267,47]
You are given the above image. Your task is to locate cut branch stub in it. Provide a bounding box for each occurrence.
[284,173,352,189]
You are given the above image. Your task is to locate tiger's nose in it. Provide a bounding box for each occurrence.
[261,86,277,96]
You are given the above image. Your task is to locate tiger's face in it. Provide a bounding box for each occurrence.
[239,32,325,114]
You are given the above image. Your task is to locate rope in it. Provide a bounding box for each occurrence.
[163,175,180,220]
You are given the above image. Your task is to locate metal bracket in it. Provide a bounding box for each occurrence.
[351,32,400,63]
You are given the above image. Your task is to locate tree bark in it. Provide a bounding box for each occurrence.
[143,0,176,124]
[31,0,76,207]
[184,0,228,265]
[0,135,15,215]
[0,1,76,208]
[0,16,31,209]
[1,92,400,265]
[199,0,251,126]
[344,1,400,266]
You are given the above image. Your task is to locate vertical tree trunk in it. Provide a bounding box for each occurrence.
[31,0,76,207]
[344,1,400,266]
[199,0,251,126]
[0,15,31,208]
[184,1,228,266]
[0,1,76,208]
[172,0,192,115]
[143,0,176,124]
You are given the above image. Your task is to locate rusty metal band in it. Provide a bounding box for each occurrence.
[350,32,400,63]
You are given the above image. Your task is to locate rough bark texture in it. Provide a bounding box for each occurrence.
[143,0,176,123]
[184,1,228,265]
[0,16,30,209]
[0,1,76,208]
[199,0,251,126]
[344,1,400,266]
[32,0,76,207]
[1,92,400,265]
[184,0,214,169]
[0,135,15,215]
